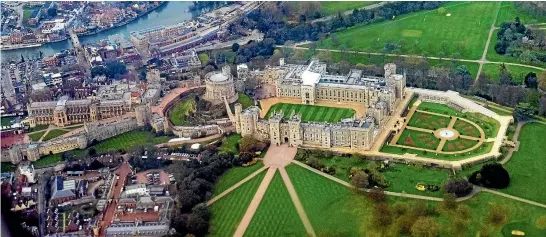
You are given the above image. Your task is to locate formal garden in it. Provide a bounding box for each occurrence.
[264,103,356,123]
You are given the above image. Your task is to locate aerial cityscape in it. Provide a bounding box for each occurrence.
[0,1,545,237]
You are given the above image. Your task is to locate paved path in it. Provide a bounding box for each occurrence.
[206,166,268,206]
[233,167,277,237]
[481,188,546,209]
[279,167,317,237]
[500,120,530,164]
[263,144,298,168]
[475,2,502,80]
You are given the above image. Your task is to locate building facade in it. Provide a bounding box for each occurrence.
[204,65,238,104]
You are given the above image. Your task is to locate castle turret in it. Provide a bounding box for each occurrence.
[384,63,397,79]
[135,104,152,127]
[288,113,302,147]
[234,103,243,134]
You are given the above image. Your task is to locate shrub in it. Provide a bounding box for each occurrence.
[469,163,510,189]
[445,179,473,197]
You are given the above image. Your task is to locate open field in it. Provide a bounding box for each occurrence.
[32,153,63,168]
[408,111,450,130]
[264,103,355,123]
[396,129,440,150]
[481,63,543,83]
[29,131,46,141]
[218,134,241,154]
[168,98,195,126]
[318,2,498,60]
[212,162,264,196]
[501,122,546,203]
[244,172,307,237]
[42,129,70,141]
[209,171,266,237]
[495,1,546,26]
[319,1,378,15]
[94,130,156,153]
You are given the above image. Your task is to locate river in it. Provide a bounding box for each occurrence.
[1,1,201,62]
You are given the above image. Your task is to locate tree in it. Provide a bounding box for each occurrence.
[487,203,509,227]
[47,7,57,17]
[469,163,510,189]
[442,193,457,210]
[536,215,546,230]
[232,43,240,52]
[538,71,546,91]
[524,72,538,88]
[367,188,387,203]
[499,64,513,85]
[372,203,393,229]
[444,179,473,197]
[411,217,441,237]
[453,65,473,91]
[514,102,536,121]
[350,171,369,191]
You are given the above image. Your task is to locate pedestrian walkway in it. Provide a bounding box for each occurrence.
[206,166,268,206]
[279,167,316,237]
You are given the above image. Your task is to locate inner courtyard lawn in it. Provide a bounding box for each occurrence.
[218,134,241,154]
[501,122,546,203]
[244,172,307,237]
[168,98,195,126]
[408,111,450,130]
[236,93,255,109]
[396,129,440,150]
[42,129,70,141]
[212,162,264,196]
[28,131,46,141]
[318,1,499,59]
[264,103,355,123]
[319,1,378,15]
[208,171,266,237]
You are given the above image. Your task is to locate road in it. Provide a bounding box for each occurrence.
[99,161,132,237]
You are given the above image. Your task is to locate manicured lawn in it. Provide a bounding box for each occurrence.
[94,130,155,153]
[28,131,46,141]
[244,172,307,237]
[208,170,266,237]
[381,142,494,161]
[395,129,440,150]
[495,1,546,26]
[236,93,254,109]
[318,2,498,59]
[32,153,62,168]
[168,98,195,126]
[454,119,481,137]
[319,1,378,15]
[218,134,241,154]
[264,103,355,123]
[418,102,500,138]
[382,163,450,197]
[408,111,451,130]
[501,122,546,203]
[213,162,264,196]
[481,63,543,83]
[29,124,48,132]
[1,116,16,126]
[442,138,478,152]
[286,164,374,236]
[42,129,70,141]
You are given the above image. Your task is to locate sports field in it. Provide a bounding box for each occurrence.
[319,2,498,59]
[264,103,355,123]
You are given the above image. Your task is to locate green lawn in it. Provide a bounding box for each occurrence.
[454,119,481,137]
[501,122,546,203]
[218,134,241,154]
[408,111,451,130]
[418,102,500,138]
[244,172,307,237]
[28,131,46,141]
[151,135,176,144]
[318,2,499,60]
[481,63,544,84]
[168,98,195,126]
[382,163,450,197]
[495,1,546,26]
[320,1,378,15]
[32,153,62,168]
[264,103,355,123]
[213,162,264,196]
[395,129,440,150]
[1,116,16,126]
[22,10,32,23]
[42,129,70,141]
[286,164,374,236]
[1,162,16,172]
[94,130,155,153]
[208,171,265,237]
[381,142,494,161]
[29,124,48,132]
[236,93,254,109]
[442,138,478,152]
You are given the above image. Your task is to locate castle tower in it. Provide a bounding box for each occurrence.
[384,63,397,79]
[222,65,231,77]
[25,144,40,162]
[268,111,283,146]
[288,113,302,147]
[279,58,285,66]
[53,106,68,127]
[90,104,98,121]
[135,104,152,127]
[8,145,23,164]
[234,103,243,134]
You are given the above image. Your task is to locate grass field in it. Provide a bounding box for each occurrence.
[218,134,241,154]
[442,138,478,152]
[168,98,195,126]
[501,122,546,203]
[32,153,63,168]
[319,1,378,15]
[236,93,254,109]
[381,141,494,161]
[29,124,48,132]
[318,2,499,60]
[408,111,450,130]
[28,131,46,141]
[481,63,543,83]
[94,130,156,153]
[453,119,481,137]
[42,129,70,141]
[244,172,307,237]
[213,162,264,196]
[264,103,355,123]
[382,163,449,197]
[495,1,546,26]
[396,129,440,150]
[209,171,266,237]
